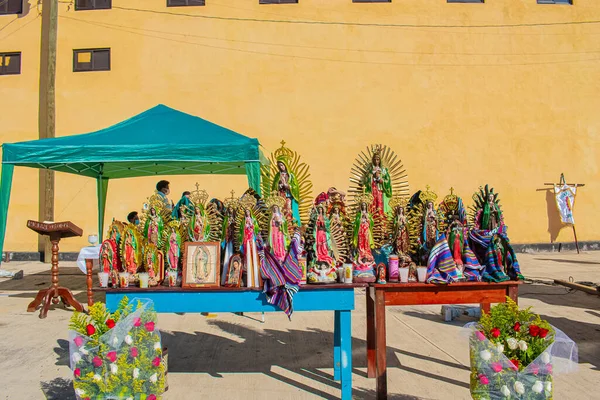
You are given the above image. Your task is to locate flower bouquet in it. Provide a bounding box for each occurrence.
[68,297,166,400]
[465,299,577,400]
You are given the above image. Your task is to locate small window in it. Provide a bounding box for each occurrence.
[447,0,484,3]
[352,0,390,2]
[259,0,298,4]
[73,49,110,72]
[0,52,21,75]
[167,0,206,6]
[0,0,23,15]
[537,0,572,4]
[75,0,112,11]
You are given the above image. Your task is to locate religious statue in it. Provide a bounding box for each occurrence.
[163,221,182,272]
[349,144,408,217]
[120,226,142,281]
[237,195,263,288]
[327,189,351,263]
[470,185,523,282]
[376,263,387,284]
[261,141,313,228]
[99,239,120,286]
[386,195,416,273]
[265,194,289,263]
[224,254,243,287]
[191,205,210,242]
[143,207,164,246]
[172,191,194,221]
[220,191,240,286]
[188,184,221,242]
[306,199,337,284]
[350,194,377,283]
[143,243,164,286]
[106,219,125,246]
[407,186,439,267]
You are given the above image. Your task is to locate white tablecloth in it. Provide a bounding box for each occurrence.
[77,245,100,274]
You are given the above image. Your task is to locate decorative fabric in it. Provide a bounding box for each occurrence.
[553,184,577,225]
[258,232,303,319]
[426,235,461,284]
[469,228,523,282]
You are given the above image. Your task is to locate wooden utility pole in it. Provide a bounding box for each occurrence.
[38,0,58,263]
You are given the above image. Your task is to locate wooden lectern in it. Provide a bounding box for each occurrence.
[26,220,85,319]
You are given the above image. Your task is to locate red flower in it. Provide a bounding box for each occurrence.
[74,368,81,378]
[106,351,117,363]
[513,322,521,332]
[491,362,503,373]
[106,319,116,329]
[478,374,489,385]
[92,356,103,368]
[86,324,96,336]
[540,328,549,338]
[546,364,553,374]
[84,398,91,400]
[529,325,541,337]
[130,347,139,358]
[531,364,539,375]
[490,328,501,338]
[510,359,520,370]
[133,317,142,327]
[145,321,155,332]
[152,357,161,367]
[148,395,157,400]
[475,331,486,341]
[74,336,84,347]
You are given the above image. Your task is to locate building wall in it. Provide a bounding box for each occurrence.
[1,0,599,252]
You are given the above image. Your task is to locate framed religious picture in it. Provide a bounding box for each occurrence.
[182,242,221,288]
[224,254,243,288]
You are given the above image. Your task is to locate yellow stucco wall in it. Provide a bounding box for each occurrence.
[1,0,599,252]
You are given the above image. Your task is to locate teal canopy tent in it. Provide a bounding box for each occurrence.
[0,104,267,257]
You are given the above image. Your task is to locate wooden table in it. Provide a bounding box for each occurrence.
[94,283,366,400]
[366,281,521,400]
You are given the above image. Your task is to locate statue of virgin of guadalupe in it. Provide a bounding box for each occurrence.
[144,207,163,246]
[191,205,210,242]
[478,192,503,231]
[392,203,410,255]
[273,158,301,226]
[165,224,182,272]
[351,195,376,281]
[423,200,439,250]
[313,204,335,266]
[238,199,262,288]
[268,202,289,263]
[363,149,392,216]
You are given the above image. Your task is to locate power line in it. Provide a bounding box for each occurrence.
[60,15,600,67]
[112,5,600,29]
[59,15,600,58]
[0,15,40,43]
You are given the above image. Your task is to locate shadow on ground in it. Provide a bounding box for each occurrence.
[0,267,87,292]
[40,377,76,400]
[533,258,600,266]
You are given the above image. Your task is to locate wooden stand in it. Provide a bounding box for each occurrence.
[26,220,85,319]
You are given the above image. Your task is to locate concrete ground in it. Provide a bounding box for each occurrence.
[0,251,598,400]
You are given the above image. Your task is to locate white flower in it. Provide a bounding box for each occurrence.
[93,374,102,382]
[479,350,492,361]
[506,337,518,350]
[514,381,525,395]
[75,388,85,397]
[133,368,140,379]
[72,352,82,364]
[532,381,544,394]
[112,336,119,346]
[125,335,133,345]
[110,363,118,374]
[79,347,89,356]
[518,340,528,351]
[126,397,133,400]
[541,352,551,364]
[154,342,161,351]
[149,373,157,383]
[545,381,552,393]
[496,343,505,354]
[500,385,511,397]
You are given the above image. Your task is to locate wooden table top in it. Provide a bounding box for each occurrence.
[370,280,523,289]
[95,283,368,293]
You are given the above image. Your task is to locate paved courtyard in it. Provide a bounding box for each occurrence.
[0,251,598,399]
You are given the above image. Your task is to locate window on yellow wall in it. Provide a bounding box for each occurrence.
[0,52,21,75]
[537,0,572,4]
[353,0,390,3]
[260,0,298,4]
[0,0,22,15]
[447,0,484,3]
[167,0,206,6]
[73,49,110,72]
[75,0,111,10]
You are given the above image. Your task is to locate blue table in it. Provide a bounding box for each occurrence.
[101,285,364,400]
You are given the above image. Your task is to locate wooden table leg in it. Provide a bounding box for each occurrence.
[40,287,55,319]
[508,284,519,304]
[86,258,94,306]
[27,289,47,312]
[367,286,376,378]
[334,310,341,381]
[339,309,352,400]
[375,289,387,400]
[481,302,491,314]
[57,287,84,312]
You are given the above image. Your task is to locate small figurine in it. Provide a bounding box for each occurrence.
[350,194,377,283]
[188,184,222,242]
[99,239,120,287]
[376,263,387,284]
[164,221,182,274]
[120,226,142,281]
[265,194,290,263]
[407,186,439,268]
[143,206,164,247]
[237,195,263,288]
[220,191,239,285]
[143,243,165,286]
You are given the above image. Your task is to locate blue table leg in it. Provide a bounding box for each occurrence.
[334,310,341,381]
[339,309,352,400]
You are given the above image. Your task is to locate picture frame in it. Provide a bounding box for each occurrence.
[182,242,221,288]
[224,254,243,288]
